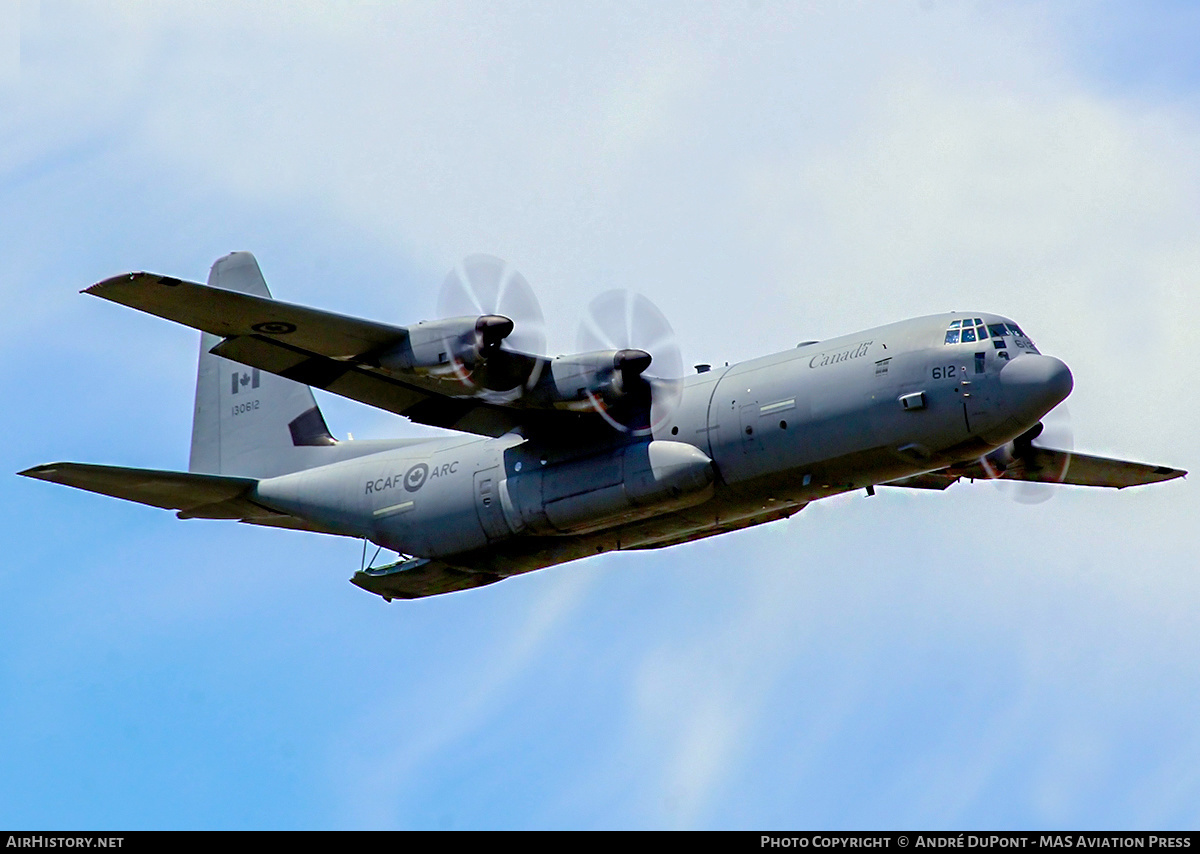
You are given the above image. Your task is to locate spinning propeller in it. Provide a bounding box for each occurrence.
[575,289,684,435]
[426,257,683,434]
[434,255,546,396]
[981,403,1074,504]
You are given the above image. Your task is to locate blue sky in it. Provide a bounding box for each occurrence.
[2,1,1198,830]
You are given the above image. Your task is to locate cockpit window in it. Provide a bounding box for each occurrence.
[945,318,989,345]
[944,318,1037,348]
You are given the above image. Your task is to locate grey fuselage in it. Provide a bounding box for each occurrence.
[255,311,1071,577]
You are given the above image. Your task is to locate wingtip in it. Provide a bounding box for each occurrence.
[1123,466,1186,488]
[83,271,176,297]
[17,463,60,480]
[84,272,133,294]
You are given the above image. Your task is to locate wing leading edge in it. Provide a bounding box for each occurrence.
[85,272,591,438]
[884,448,1185,491]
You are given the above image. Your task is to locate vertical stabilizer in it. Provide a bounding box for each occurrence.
[189,252,337,478]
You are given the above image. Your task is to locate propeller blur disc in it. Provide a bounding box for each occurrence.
[576,289,684,435]
[436,255,546,393]
[1000,403,1074,504]
[437,255,546,356]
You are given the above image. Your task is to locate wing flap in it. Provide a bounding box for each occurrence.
[880,473,961,490]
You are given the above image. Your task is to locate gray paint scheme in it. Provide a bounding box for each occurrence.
[188,253,418,479]
[20,253,1187,600]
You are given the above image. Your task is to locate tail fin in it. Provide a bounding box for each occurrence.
[189,252,337,478]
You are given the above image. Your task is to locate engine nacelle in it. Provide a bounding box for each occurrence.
[532,348,653,411]
[376,315,516,384]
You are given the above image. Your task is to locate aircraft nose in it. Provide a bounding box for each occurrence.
[999,354,1073,417]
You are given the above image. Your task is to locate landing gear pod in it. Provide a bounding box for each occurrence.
[503,440,715,535]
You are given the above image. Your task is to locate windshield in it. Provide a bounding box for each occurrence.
[944,317,1037,355]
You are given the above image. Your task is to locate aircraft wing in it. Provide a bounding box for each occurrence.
[880,472,959,490]
[968,448,1184,488]
[85,273,580,438]
[883,449,1185,491]
[18,462,342,534]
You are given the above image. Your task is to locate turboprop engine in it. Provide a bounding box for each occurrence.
[376,314,536,392]
[532,348,654,419]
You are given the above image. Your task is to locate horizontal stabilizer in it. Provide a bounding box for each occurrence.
[351,557,503,601]
[20,463,258,515]
[20,462,356,536]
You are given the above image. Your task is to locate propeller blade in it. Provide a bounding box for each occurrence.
[992,403,1074,504]
[437,255,546,357]
[576,290,683,435]
[435,255,546,393]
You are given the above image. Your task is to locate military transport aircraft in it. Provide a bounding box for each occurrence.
[20,252,1186,600]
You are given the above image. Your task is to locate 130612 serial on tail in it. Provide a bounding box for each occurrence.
[20,252,1186,600]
